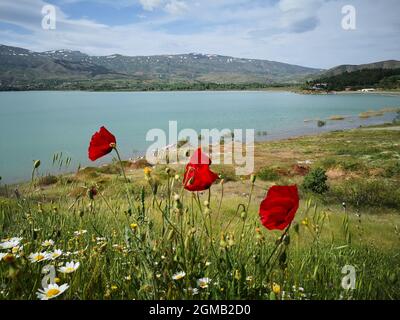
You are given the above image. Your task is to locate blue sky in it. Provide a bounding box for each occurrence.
[0,0,399,68]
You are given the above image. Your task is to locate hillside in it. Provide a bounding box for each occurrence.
[0,44,321,90]
[318,60,400,78]
[306,67,400,91]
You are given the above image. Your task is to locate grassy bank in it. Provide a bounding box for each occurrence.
[1,126,399,300]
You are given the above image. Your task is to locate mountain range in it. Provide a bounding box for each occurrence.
[0,44,321,88]
[0,44,399,91]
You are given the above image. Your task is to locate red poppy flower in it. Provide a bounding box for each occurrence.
[259,185,299,230]
[183,148,218,192]
[88,126,116,161]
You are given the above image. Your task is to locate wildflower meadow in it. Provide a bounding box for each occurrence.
[0,126,399,301]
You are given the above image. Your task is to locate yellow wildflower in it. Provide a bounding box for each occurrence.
[272,283,281,295]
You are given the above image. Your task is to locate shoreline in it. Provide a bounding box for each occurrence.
[2,120,398,187]
[1,88,399,96]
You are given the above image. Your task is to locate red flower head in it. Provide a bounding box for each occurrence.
[183,148,219,192]
[259,185,299,230]
[88,126,116,161]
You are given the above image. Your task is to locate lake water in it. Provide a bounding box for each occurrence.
[1,91,400,184]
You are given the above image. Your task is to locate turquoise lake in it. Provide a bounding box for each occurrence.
[1,91,400,184]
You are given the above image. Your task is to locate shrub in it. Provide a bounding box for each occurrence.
[302,167,329,194]
[383,161,400,178]
[329,178,400,209]
[257,167,279,181]
[37,175,58,186]
[393,110,400,124]
[213,165,237,182]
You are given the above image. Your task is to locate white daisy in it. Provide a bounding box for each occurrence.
[58,261,80,274]
[197,277,211,289]
[172,271,186,280]
[0,237,22,249]
[74,230,87,237]
[42,239,55,247]
[11,245,23,254]
[48,249,63,260]
[28,252,49,263]
[184,287,200,295]
[36,283,69,300]
[96,237,106,244]
[191,288,199,295]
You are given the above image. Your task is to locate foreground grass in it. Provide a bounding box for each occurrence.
[0,126,399,300]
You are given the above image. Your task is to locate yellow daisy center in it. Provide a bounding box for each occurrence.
[46,288,60,298]
[36,255,45,261]
[65,267,74,273]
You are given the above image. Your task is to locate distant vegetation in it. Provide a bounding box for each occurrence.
[0,80,294,92]
[305,68,400,91]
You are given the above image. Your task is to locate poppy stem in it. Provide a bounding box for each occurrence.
[216,181,224,227]
[113,146,135,212]
[113,147,129,184]
[263,223,292,269]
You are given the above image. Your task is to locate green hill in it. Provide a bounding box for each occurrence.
[306,67,400,91]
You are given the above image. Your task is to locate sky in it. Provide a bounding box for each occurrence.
[0,0,399,69]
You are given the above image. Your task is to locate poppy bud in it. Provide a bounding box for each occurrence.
[167,229,174,241]
[88,187,97,200]
[165,167,171,175]
[250,174,256,184]
[389,273,398,284]
[3,253,15,264]
[34,160,41,169]
[227,234,235,247]
[220,239,227,249]
[240,210,247,221]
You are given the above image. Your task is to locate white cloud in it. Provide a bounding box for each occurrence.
[278,0,323,32]
[164,0,188,15]
[0,0,399,68]
[139,0,163,11]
